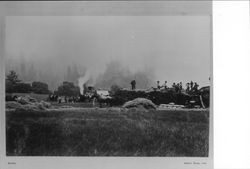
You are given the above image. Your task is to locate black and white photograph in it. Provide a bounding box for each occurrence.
[1,1,213,168]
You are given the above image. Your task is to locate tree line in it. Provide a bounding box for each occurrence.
[6,58,84,91]
[6,70,80,96]
[6,70,51,94]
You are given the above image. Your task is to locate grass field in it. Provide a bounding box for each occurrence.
[6,107,209,156]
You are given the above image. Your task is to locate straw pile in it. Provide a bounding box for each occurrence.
[123,98,157,110]
[6,96,51,111]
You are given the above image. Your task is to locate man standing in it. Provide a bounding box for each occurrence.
[193,82,199,92]
[172,83,176,91]
[176,83,180,93]
[186,83,190,92]
[164,81,168,89]
[179,82,183,92]
[157,81,161,90]
[190,81,194,91]
[131,80,136,90]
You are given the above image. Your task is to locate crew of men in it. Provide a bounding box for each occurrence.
[48,94,79,103]
[155,80,199,93]
[172,81,199,93]
[185,81,199,93]
[130,80,199,93]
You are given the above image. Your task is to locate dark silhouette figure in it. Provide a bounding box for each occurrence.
[179,82,183,93]
[164,81,168,89]
[157,81,161,89]
[190,81,194,90]
[172,83,176,88]
[193,82,199,92]
[131,80,136,90]
[176,83,180,92]
[186,83,190,92]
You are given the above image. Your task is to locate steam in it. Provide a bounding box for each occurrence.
[78,71,90,95]
[94,61,155,90]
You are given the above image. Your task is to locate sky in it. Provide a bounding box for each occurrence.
[5,16,211,87]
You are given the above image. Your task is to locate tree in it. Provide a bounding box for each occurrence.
[32,81,50,94]
[6,70,34,93]
[6,79,14,93]
[6,70,21,93]
[55,81,80,97]
[6,70,21,85]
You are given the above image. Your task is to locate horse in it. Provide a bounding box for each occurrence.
[91,90,112,108]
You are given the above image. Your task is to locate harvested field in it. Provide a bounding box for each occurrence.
[6,107,209,157]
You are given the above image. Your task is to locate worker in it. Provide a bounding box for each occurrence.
[190,81,194,91]
[131,80,136,90]
[179,82,183,92]
[193,82,199,92]
[164,81,168,89]
[186,83,190,92]
[157,81,161,89]
[172,83,176,89]
[175,83,180,93]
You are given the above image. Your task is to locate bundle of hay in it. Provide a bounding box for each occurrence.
[16,95,37,105]
[27,96,37,103]
[123,98,157,110]
[7,95,51,111]
[40,100,51,108]
[16,96,30,105]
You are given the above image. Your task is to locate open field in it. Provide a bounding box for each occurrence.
[6,108,209,156]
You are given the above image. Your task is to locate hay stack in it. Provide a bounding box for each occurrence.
[6,96,51,111]
[123,98,157,110]
[40,101,51,108]
[16,95,37,105]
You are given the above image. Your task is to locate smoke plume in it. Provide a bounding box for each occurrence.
[78,71,91,95]
[94,61,155,90]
